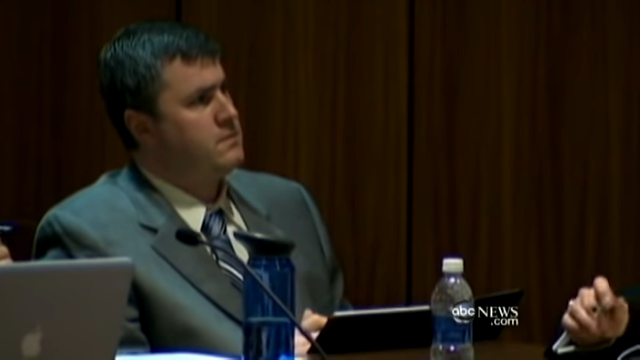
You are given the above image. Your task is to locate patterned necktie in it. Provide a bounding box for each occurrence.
[201,208,244,287]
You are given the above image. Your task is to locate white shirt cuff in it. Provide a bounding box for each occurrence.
[552,331,577,355]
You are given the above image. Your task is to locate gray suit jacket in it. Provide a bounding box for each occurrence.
[33,163,347,356]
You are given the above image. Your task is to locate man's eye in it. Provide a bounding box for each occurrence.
[194,94,213,105]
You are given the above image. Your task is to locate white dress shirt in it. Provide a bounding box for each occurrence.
[551,331,576,355]
[139,167,250,270]
[552,329,620,356]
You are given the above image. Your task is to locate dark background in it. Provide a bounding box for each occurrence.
[2,0,639,346]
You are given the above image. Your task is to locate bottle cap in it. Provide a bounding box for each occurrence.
[442,258,464,273]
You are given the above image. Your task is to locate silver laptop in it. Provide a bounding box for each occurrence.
[0,257,134,360]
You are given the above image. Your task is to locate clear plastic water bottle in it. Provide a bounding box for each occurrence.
[430,257,474,360]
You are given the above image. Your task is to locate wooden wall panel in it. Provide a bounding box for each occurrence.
[0,1,176,258]
[182,0,409,306]
[3,0,638,346]
[412,0,640,344]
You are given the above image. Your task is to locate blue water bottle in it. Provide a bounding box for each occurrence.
[234,231,296,360]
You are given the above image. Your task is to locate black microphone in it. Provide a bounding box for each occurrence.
[175,228,329,360]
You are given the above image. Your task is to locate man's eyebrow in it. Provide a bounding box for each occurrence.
[188,81,225,98]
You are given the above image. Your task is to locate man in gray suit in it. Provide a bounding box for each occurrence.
[33,21,347,356]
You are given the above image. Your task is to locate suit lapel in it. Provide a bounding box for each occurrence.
[228,186,286,240]
[151,216,243,324]
[117,164,243,324]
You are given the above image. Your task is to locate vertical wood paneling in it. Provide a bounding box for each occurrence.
[182,0,409,306]
[2,0,639,346]
[0,1,175,258]
[412,0,640,344]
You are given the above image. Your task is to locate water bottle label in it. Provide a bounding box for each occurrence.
[432,315,473,345]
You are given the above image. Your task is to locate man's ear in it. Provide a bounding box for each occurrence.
[124,109,156,147]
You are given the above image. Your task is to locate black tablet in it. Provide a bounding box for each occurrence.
[309,289,524,354]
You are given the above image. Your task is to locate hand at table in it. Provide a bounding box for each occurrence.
[295,308,328,355]
[0,239,12,264]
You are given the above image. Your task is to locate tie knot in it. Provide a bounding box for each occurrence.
[202,208,227,240]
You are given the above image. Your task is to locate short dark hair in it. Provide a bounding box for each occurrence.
[99,20,221,150]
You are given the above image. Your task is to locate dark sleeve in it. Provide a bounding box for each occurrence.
[544,294,640,359]
[296,184,352,312]
[33,211,151,354]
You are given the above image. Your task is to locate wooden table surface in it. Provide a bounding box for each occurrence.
[307,342,547,359]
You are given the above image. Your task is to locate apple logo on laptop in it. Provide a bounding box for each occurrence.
[21,325,42,359]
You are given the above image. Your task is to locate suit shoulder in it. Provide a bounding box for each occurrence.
[229,168,304,192]
[623,286,640,298]
[39,168,133,224]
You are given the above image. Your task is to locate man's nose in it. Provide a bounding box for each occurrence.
[215,91,238,124]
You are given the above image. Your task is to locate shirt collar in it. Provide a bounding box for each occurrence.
[138,166,233,232]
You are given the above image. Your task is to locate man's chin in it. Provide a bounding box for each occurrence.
[228,150,245,167]
[217,152,245,173]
